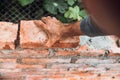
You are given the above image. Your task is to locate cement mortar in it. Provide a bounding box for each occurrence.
[80,36,120,53]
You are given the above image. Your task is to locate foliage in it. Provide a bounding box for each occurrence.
[43,0,68,14]
[18,0,34,6]
[64,6,82,21]
[65,0,77,6]
[18,0,87,23]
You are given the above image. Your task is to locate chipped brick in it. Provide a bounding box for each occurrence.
[0,22,18,49]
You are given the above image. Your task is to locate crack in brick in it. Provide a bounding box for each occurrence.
[14,22,20,49]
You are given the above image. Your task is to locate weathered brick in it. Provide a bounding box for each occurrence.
[16,64,46,69]
[0,59,16,63]
[0,62,16,69]
[25,75,81,80]
[76,59,116,64]
[55,50,105,57]
[20,20,48,49]
[108,53,120,57]
[27,68,67,75]
[76,45,105,54]
[55,51,79,56]
[0,72,24,80]
[0,20,119,80]
[0,49,49,58]
[0,58,17,69]
[25,75,48,80]
[53,36,80,48]
[0,77,23,80]
[0,69,21,73]
[51,63,87,70]
[20,20,79,49]
[25,69,120,80]
[22,58,71,64]
[15,49,49,58]
[0,22,18,50]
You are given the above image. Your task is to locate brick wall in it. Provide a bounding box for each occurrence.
[0,21,119,80]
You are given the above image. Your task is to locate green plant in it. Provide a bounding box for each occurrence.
[18,0,87,23]
[66,0,77,6]
[18,0,34,6]
[43,0,68,15]
[64,6,82,21]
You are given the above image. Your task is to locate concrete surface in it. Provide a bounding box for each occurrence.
[80,36,120,53]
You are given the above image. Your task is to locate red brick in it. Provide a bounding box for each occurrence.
[0,77,23,80]
[20,20,79,49]
[16,64,46,69]
[0,59,16,63]
[108,53,120,57]
[0,49,49,58]
[22,58,71,64]
[53,36,80,48]
[55,50,104,57]
[55,51,79,56]
[0,62,16,69]
[25,75,80,80]
[76,45,89,51]
[0,22,18,50]
[0,72,23,80]
[0,69,21,73]
[20,68,67,76]
[25,69,120,80]
[0,59,17,69]
[76,45,105,53]
[25,75,47,80]
[15,49,49,58]
[20,20,48,49]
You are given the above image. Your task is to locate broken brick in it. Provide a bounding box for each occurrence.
[53,36,80,48]
[20,20,79,49]
[0,22,18,49]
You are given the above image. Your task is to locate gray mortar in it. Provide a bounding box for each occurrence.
[80,36,114,50]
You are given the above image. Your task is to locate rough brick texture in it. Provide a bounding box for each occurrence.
[53,36,79,48]
[0,49,120,80]
[0,22,18,49]
[20,20,79,49]
[0,21,119,80]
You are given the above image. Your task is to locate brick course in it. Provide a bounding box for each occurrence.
[0,21,119,80]
[0,49,119,80]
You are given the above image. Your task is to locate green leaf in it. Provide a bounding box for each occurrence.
[18,0,34,6]
[66,0,76,6]
[58,2,68,13]
[64,6,82,20]
[43,0,68,15]
[79,10,88,18]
